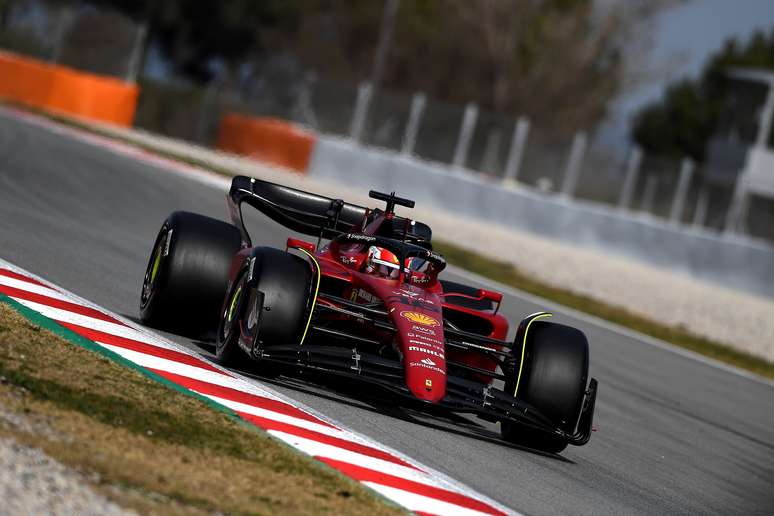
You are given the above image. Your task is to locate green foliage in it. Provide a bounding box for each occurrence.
[632,29,774,162]
[87,0,653,132]
[87,0,302,81]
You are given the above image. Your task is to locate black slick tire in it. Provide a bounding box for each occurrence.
[215,248,312,372]
[502,321,589,453]
[140,211,242,337]
[214,270,251,368]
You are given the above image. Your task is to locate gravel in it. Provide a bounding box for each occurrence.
[38,117,774,363]
[0,437,130,516]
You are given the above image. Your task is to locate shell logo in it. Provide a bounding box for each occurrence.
[400,311,440,327]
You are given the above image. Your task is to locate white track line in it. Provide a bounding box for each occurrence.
[0,275,69,299]
[201,393,348,437]
[364,483,497,516]
[267,430,453,492]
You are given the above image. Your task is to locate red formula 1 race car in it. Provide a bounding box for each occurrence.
[140,175,597,453]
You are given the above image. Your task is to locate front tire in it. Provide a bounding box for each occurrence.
[215,248,313,371]
[502,321,589,453]
[215,271,251,367]
[140,211,242,337]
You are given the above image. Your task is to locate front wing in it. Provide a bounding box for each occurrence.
[252,342,597,447]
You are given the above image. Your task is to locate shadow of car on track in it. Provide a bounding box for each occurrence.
[247,371,575,463]
[120,321,575,463]
[185,337,574,462]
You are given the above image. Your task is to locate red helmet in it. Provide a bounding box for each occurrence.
[365,246,401,279]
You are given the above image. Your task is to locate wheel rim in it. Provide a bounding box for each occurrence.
[141,228,167,308]
[217,277,244,354]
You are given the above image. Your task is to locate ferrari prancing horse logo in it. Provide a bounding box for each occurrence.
[400,311,440,327]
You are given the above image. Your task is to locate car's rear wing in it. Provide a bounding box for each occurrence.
[227,176,368,246]
[227,176,433,248]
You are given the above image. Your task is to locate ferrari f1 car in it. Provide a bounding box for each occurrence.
[140,175,597,453]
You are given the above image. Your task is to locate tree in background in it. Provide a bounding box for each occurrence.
[632,29,774,163]
[74,0,668,135]
[84,0,300,82]
[2,0,670,136]
[287,0,669,135]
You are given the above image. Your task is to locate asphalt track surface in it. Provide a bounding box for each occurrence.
[1,110,773,515]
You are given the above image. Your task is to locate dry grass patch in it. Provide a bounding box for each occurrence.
[0,301,403,515]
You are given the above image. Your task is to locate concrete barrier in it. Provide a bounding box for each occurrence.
[309,136,774,299]
[216,114,315,173]
[0,51,138,126]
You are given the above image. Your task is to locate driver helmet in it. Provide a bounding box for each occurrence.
[365,246,401,279]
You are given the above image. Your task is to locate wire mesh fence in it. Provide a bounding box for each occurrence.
[1,1,141,80]
[1,0,772,243]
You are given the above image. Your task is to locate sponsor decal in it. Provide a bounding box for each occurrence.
[352,288,378,304]
[427,251,447,267]
[412,325,436,335]
[340,255,357,265]
[425,378,433,389]
[409,274,430,285]
[163,229,173,256]
[407,335,444,348]
[344,233,376,243]
[388,292,437,310]
[409,361,446,375]
[409,345,445,359]
[247,293,260,330]
[400,311,439,327]
[393,288,435,304]
[409,337,443,348]
[247,256,256,283]
[420,357,436,366]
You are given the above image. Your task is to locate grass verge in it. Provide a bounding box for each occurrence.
[8,103,774,381]
[0,299,402,515]
[434,240,774,380]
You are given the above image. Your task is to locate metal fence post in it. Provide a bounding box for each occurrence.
[401,92,425,155]
[618,146,642,209]
[724,174,748,234]
[560,131,587,197]
[641,175,658,214]
[755,82,774,148]
[502,116,530,184]
[669,158,694,224]
[349,81,373,142]
[50,7,75,63]
[125,22,148,83]
[452,103,478,169]
[692,185,710,228]
[1,0,13,28]
[290,71,319,128]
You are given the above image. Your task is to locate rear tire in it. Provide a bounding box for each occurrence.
[140,211,241,337]
[501,321,589,453]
